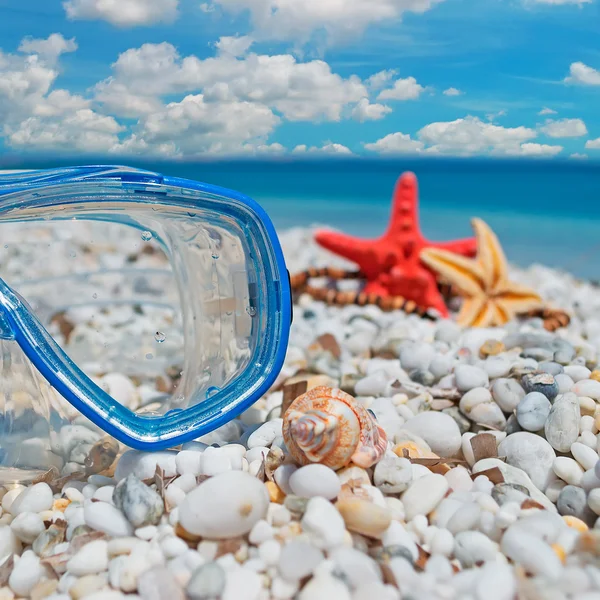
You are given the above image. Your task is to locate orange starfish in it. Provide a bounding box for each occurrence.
[420,218,544,327]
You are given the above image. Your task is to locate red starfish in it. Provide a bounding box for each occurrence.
[314,172,477,317]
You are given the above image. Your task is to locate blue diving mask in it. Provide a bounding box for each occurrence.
[0,165,291,459]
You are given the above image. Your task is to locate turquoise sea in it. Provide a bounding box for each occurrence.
[2,157,599,280]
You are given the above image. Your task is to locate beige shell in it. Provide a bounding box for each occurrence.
[282,386,387,470]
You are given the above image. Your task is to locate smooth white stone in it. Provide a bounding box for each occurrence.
[297,573,352,600]
[498,432,556,491]
[403,412,461,458]
[176,451,203,476]
[402,474,449,521]
[330,546,382,588]
[221,567,262,600]
[516,392,551,432]
[399,343,435,372]
[553,457,585,486]
[447,502,482,535]
[115,450,178,481]
[161,535,188,559]
[274,465,298,495]
[200,448,233,476]
[301,497,346,550]
[245,446,270,464]
[474,562,516,600]
[445,466,474,492]
[165,485,186,508]
[278,540,324,581]
[92,486,115,504]
[67,540,109,575]
[555,374,574,394]
[84,501,134,537]
[355,371,389,397]
[430,528,454,556]
[453,531,498,567]
[373,456,413,494]
[501,525,562,580]
[9,550,44,597]
[171,473,197,494]
[10,512,45,544]
[289,464,341,500]
[9,483,53,515]
[588,489,600,515]
[259,539,281,566]
[179,471,269,539]
[564,366,592,382]
[247,420,283,449]
[381,521,418,561]
[491,378,525,413]
[571,442,599,471]
[100,373,139,408]
[545,393,581,453]
[573,379,600,400]
[454,365,489,393]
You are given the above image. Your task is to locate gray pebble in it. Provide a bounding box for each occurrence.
[539,362,564,376]
[505,414,522,435]
[522,348,554,362]
[186,562,226,600]
[113,474,164,528]
[442,407,471,435]
[545,393,581,453]
[557,485,588,520]
[408,369,435,387]
[492,483,530,506]
[521,373,559,401]
[491,378,525,413]
[516,392,552,432]
[554,347,577,365]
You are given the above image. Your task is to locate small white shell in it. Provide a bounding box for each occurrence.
[282,386,387,470]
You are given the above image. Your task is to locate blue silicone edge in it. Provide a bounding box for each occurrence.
[0,165,292,450]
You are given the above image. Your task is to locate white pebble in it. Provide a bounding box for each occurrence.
[9,483,53,515]
[9,550,44,597]
[402,474,449,521]
[67,540,109,575]
[115,450,177,481]
[571,442,599,471]
[553,457,585,486]
[176,451,202,476]
[179,471,269,539]
[301,497,346,550]
[289,464,341,500]
[403,412,461,458]
[10,512,45,544]
[247,420,283,449]
[84,501,134,537]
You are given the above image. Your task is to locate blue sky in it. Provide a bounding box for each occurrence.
[0,0,599,159]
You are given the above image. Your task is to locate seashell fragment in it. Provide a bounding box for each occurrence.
[282,386,387,470]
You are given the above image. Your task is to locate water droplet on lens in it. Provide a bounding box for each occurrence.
[3,245,7,249]
[145,353,153,359]
[141,230,152,241]
[246,306,256,317]
[155,331,166,343]
[211,252,219,260]
[92,293,98,299]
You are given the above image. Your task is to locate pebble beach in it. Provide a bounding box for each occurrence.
[2,223,600,600]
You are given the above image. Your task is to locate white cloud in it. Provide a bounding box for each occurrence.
[366,70,397,90]
[292,143,353,155]
[63,0,179,26]
[585,138,600,149]
[214,35,254,57]
[351,98,391,122]
[442,87,462,96]
[364,116,565,157]
[564,62,600,86]
[517,143,563,157]
[570,153,588,159]
[363,132,425,154]
[94,41,369,123]
[33,89,90,117]
[486,109,507,122]
[205,0,445,44]
[377,76,425,101]
[8,109,124,153]
[418,116,537,155]
[124,93,280,156]
[539,107,557,115]
[540,117,587,138]
[529,0,591,4]
[18,33,77,65]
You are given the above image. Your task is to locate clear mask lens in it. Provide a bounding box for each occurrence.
[0,167,290,475]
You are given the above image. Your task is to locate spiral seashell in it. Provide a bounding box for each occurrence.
[282,386,387,470]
